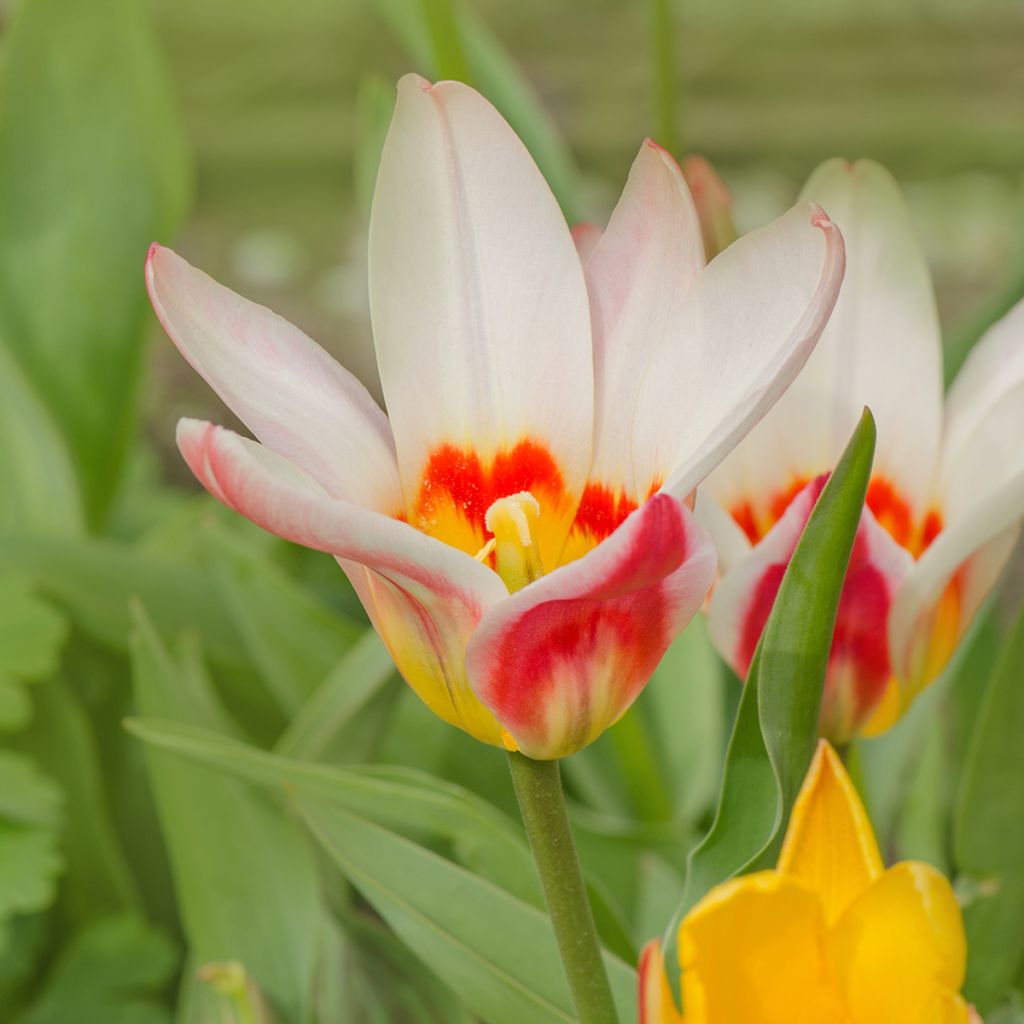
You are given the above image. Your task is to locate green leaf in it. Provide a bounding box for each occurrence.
[297,795,637,1024]
[126,717,543,910]
[202,524,363,715]
[274,629,397,761]
[955,600,1024,1011]
[0,0,189,525]
[126,717,637,1022]
[665,410,876,957]
[0,751,63,931]
[129,606,321,1023]
[354,75,397,218]
[19,915,176,1024]
[645,617,726,825]
[0,347,83,536]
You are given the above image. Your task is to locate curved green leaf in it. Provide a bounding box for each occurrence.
[664,410,876,963]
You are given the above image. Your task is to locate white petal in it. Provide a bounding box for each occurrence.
[177,418,511,745]
[646,201,844,501]
[889,470,1024,689]
[368,76,593,504]
[941,297,1024,519]
[706,160,942,521]
[583,140,704,495]
[147,245,401,513]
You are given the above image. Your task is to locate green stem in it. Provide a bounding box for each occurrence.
[507,751,619,1024]
[649,0,679,153]
[420,0,471,84]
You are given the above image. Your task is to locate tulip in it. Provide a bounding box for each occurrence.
[640,740,973,1024]
[146,75,844,759]
[703,159,1024,741]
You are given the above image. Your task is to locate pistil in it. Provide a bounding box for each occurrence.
[484,491,544,592]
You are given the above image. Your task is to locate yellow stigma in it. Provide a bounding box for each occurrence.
[484,491,543,593]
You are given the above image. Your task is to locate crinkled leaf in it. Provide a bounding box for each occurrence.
[0,752,63,931]
[20,915,176,1024]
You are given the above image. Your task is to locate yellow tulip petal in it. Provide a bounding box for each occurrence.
[638,940,683,1024]
[778,741,884,924]
[679,872,851,1024]
[831,861,968,1024]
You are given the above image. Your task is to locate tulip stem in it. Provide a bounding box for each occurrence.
[649,0,680,154]
[507,751,620,1024]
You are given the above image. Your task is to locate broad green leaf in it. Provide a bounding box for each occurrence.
[297,796,637,1024]
[274,629,397,761]
[19,915,176,1024]
[0,752,62,930]
[369,0,581,220]
[130,607,321,1023]
[645,617,726,824]
[955,600,1024,1011]
[202,523,363,714]
[665,410,876,958]
[126,716,637,1022]
[0,0,190,526]
[126,716,542,909]
[0,348,82,536]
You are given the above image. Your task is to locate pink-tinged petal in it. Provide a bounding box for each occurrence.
[706,161,940,525]
[368,75,593,525]
[571,221,603,264]
[681,154,738,261]
[582,139,704,501]
[147,245,401,513]
[176,418,511,746]
[889,470,1024,702]
[707,477,913,742]
[466,494,716,759]
[649,202,844,502]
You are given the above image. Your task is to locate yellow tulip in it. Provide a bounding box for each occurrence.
[640,741,974,1024]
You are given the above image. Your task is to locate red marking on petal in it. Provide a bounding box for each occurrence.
[730,475,810,544]
[476,495,690,753]
[571,479,663,546]
[920,507,944,553]
[866,478,914,549]
[411,439,568,556]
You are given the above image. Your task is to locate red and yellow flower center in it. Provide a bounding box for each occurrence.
[730,474,944,558]
[408,439,576,576]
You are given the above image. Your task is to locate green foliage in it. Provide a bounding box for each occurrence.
[0,0,190,526]
[665,411,877,961]
[18,915,176,1024]
[956,601,1024,1012]
[130,608,321,1022]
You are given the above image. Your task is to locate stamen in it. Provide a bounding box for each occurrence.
[484,491,543,592]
